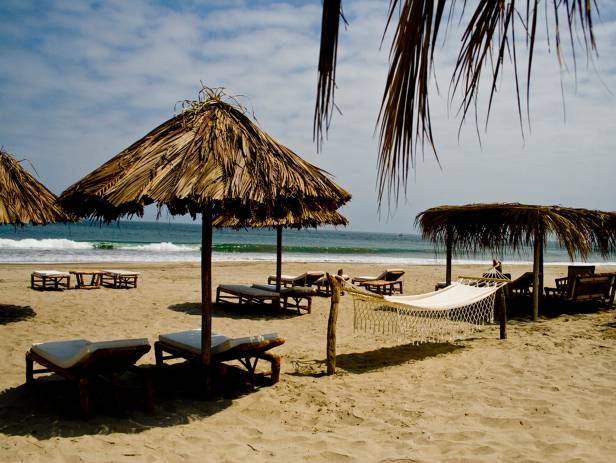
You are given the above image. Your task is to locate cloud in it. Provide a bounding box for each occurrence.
[0,0,615,232]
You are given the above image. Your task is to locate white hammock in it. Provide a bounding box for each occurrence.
[349,272,508,344]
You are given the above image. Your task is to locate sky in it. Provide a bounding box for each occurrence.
[1,0,615,233]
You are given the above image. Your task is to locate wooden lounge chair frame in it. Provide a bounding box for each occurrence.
[216,285,281,311]
[561,273,616,307]
[154,338,284,384]
[252,284,315,314]
[102,270,139,289]
[351,269,405,293]
[545,265,595,298]
[358,279,403,295]
[267,271,325,288]
[31,272,71,290]
[508,272,535,297]
[26,344,153,419]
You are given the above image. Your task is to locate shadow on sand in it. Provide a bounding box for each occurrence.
[168,302,303,320]
[291,342,463,377]
[0,362,267,439]
[0,304,36,324]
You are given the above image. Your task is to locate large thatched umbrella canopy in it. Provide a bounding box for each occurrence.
[60,88,351,377]
[0,148,68,225]
[416,203,616,320]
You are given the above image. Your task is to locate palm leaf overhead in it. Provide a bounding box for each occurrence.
[61,87,351,224]
[0,148,68,225]
[315,1,597,204]
[416,203,616,259]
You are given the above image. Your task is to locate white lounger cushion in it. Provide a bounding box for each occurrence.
[32,270,71,277]
[159,330,279,356]
[103,269,140,275]
[31,338,149,369]
[218,284,278,297]
[252,284,316,295]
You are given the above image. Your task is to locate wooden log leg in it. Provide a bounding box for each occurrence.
[79,378,91,420]
[154,342,166,367]
[307,297,312,314]
[261,353,281,384]
[31,274,34,289]
[25,352,34,384]
[136,367,155,413]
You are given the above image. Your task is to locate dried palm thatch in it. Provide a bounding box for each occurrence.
[315,1,598,205]
[0,148,68,225]
[416,203,616,320]
[60,87,351,379]
[416,203,616,259]
[214,209,348,229]
[61,88,351,223]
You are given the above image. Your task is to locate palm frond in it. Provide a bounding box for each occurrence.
[315,1,598,207]
[314,0,344,150]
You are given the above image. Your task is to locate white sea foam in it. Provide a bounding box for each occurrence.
[0,238,93,250]
[122,242,198,252]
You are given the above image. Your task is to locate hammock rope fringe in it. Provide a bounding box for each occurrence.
[345,269,509,344]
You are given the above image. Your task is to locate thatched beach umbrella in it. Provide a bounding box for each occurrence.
[416,203,616,320]
[217,209,348,292]
[60,88,351,381]
[0,148,67,225]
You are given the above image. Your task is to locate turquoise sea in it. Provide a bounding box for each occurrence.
[0,221,614,265]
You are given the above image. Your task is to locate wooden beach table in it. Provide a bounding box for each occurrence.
[69,269,105,289]
[101,269,140,289]
[31,270,71,290]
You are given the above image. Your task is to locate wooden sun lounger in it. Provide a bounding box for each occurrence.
[351,269,405,294]
[548,273,616,307]
[267,271,325,287]
[358,279,403,295]
[252,284,316,313]
[154,331,285,385]
[545,265,595,298]
[101,270,140,289]
[26,338,153,419]
[216,284,281,311]
[31,270,71,290]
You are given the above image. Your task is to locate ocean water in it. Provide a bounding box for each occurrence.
[0,221,614,265]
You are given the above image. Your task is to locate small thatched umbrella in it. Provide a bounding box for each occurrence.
[0,148,68,225]
[416,203,616,320]
[217,209,348,292]
[60,88,351,382]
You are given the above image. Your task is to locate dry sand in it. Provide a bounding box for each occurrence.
[1,262,615,462]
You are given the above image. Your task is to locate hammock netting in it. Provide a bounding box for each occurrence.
[348,272,508,344]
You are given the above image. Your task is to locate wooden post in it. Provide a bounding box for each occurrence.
[276,225,282,292]
[539,235,544,300]
[201,206,213,391]
[445,226,453,286]
[326,273,343,375]
[496,287,507,339]
[532,227,541,321]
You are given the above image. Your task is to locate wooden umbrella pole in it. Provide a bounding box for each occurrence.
[326,273,342,375]
[445,227,453,286]
[276,225,282,292]
[532,226,541,321]
[201,205,213,387]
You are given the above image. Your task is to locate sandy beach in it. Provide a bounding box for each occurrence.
[1,261,615,462]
